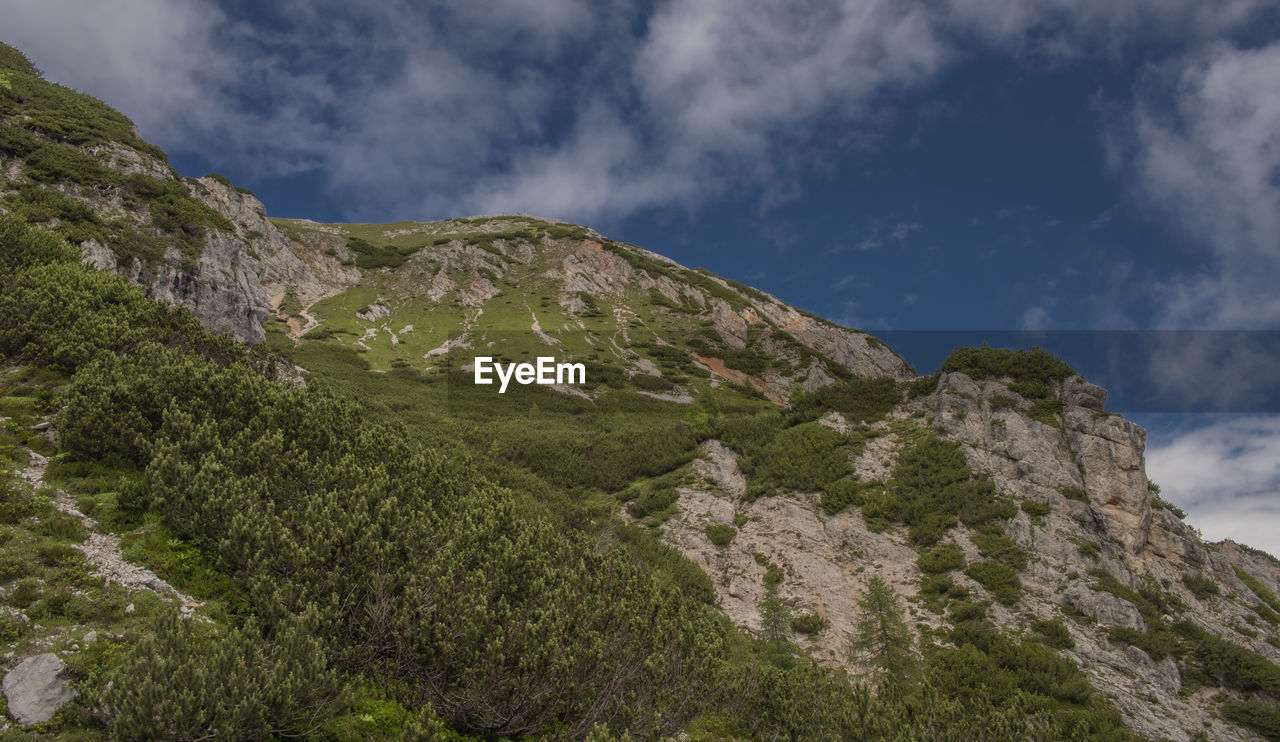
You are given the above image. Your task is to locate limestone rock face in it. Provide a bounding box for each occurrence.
[1060,584,1146,630]
[3,654,77,726]
[62,163,359,344]
[656,369,1280,742]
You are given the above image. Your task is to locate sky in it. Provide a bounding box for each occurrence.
[2,0,1279,554]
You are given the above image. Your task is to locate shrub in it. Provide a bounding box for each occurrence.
[1031,619,1074,649]
[1026,399,1063,428]
[0,479,36,524]
[747,422,850,493]
[104,612,348,740]
[1058,486,1089,503]
[706,524,736,547]
[820,477,880,516]
[1020,500,1051,517]
[917,543,966,574]
[879,434,1014,546]
[988,393,1018,410]
[1234,565,1280,614]
[964,562,1021,604]
[791,376,900,424]
[920,574,969,613]
[939,346,1075,386]
[1151,496,1187,519]
[789,612,828,635]
[906,374,939,398]
[1181,573,1220,600]
[972,527,1028,570]
[1221,702,1280,741]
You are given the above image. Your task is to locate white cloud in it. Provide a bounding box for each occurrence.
[1,0,1276,231]
[1110,42,1280,329]
[889,222,922,242]
[1020,305,1051,330]
[0,0,235,144]
[1145,415,1280,558]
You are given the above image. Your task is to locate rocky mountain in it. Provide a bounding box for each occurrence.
[3,41,1280,741]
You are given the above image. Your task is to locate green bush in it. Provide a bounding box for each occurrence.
[1021,500,1051,517]
[820,477,879,516]
[1181,573,1220,600]
[917,543,966,574]
[972,527,1027,570]
[1027,399,1064,428]
[745,422,851,493]
[789,612,828,635]
[920,574,969,612]
[1107,626,1180,661]
[877,434,1014,545]
[940,346,1075,386]
[1058,486,1089,503]
[1234,565,1280,614]
[705,523,736,547]
[1151,495,1187,519]
[104,612,348,740]
[792,376,900,424]
[1222,701,1280,741]
[964,562,1022,604]
[906,374,939,398]
[0,479,36,524]
[1031,619,1075,649]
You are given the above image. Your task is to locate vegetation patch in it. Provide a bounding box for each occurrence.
[1031,619,1075,649]
[789,612,828,635]
[1058,486,1090,503]
[792,375,900,424]
[940,346,1075,387]
[1021,500,1051,518]
[1181,573,1220,601]
[964,562,1022,604]
[866,433,1015,545]
[918,543,966,574]
[1027,399,1064,429]
[705,523,736,547]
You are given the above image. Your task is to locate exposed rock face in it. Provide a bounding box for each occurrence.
[752,302,913,382]
[659,372,1279,742]
[3,654,77,725]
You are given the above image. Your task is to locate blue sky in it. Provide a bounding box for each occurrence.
[3,0,1279,553]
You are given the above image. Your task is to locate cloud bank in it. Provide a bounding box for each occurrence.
[1146,415,1280,558]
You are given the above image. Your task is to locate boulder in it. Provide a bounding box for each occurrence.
[3,653,77,725]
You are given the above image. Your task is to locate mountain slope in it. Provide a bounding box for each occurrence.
[3,40,1280,741]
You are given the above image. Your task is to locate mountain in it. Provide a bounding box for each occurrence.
[3,41,1280,741]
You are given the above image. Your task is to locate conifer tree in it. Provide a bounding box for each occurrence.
[847,576,916,687]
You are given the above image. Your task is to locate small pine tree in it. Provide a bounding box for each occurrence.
[847,576,917,687]
[759,566,794,664]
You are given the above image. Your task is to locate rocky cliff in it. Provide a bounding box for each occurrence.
[660,369,1280,741]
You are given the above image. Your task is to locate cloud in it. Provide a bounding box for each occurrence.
[889,222,922,242]
[1020,305,1051,330]
[1107,41,1280,329]
[2,0,1276,229]
[1145,414,1280,557]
